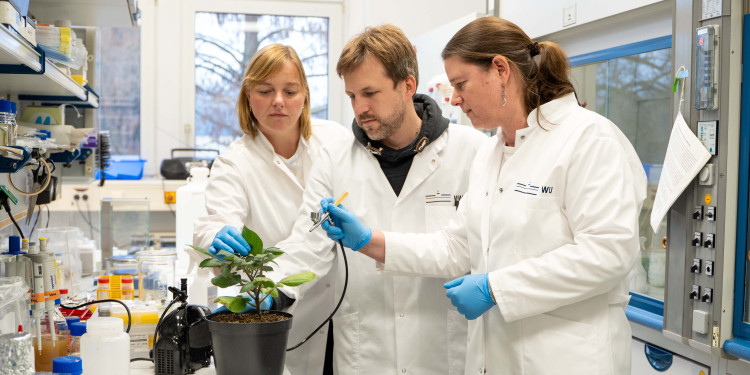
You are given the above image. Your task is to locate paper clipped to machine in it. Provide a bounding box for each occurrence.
[650,112,711,233]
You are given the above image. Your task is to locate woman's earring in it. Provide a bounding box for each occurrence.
[501,83,507,107]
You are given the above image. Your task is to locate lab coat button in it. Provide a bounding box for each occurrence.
[402,369,407,373]
[499,188,503,193]
[485,191,488,197]
[520,135,525,140]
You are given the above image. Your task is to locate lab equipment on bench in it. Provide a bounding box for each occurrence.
[0,99,18,146]
[152,278,212,375]
[137,249,176,304]
[0,276,34,374]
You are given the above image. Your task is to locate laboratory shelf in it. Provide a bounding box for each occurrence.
[0,25,98,108]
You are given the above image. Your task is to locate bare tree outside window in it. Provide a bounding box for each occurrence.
[98,27,141,156]
[195,13,329,150]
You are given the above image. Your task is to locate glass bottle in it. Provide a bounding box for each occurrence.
[0,99,17,146]
[68,322,86,356]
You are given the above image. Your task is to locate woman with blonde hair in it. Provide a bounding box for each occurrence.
[194,43,350,375]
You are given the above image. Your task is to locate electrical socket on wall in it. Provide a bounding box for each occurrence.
[563,4,576,27]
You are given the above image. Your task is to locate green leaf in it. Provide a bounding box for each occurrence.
[252,276,275,289]
[278,272,316,287]
[242,227,264,255]
[212,274,241,288]
[239,282,256,294]
[220,264,231,277]
[228,295,249,313]
[215,296,236,305]
[261,266,274,272]
[199,258,223,268]
[189,245,212,257]
[265,247,284,256]
[216,250,235,262]
[261,287,279,298]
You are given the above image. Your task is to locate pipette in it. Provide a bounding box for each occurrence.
[39,238,59,349]
[309,192,349,232]
[30,258,44,353]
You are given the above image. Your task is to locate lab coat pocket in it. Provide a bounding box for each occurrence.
[445,308,468,375]
[522,313,598,375]
[514,196,568,258]
[425,205,457,232]
[333,311,360,374]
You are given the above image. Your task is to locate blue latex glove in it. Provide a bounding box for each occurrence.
[444,273,496,320]
[209,226,253,259]
[319,197,372,251]
[212,294,273,313]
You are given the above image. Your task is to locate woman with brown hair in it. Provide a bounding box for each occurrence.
[193,43,350,375]
[319,17,647,374]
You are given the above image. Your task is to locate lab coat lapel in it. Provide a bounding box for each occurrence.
[256,130,305,191]
[397,131,446,202]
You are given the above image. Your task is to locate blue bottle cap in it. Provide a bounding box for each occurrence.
[7,235,21,254]
[52,356,83,375]
[0,100,14,114]
[69,321,86,336]
[65,316,80,324]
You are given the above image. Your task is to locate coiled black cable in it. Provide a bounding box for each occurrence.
[287,239,348,351]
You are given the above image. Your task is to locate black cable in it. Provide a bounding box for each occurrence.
[28,205,41,239]
[8,213,24,239]
[287,239,348,351]
[131,357,153,363]
[60,299,132,333]
[45,205,50,228]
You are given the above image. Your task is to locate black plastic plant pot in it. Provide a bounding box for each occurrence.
[206,310,293,375]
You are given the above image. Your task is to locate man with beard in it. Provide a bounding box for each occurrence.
[220,25,487,374]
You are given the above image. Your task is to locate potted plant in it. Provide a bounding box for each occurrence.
[190,226,315,375]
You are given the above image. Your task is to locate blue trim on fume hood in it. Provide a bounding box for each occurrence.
[568,35,672,67]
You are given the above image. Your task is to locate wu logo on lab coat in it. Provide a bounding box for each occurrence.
[514,183,554,196]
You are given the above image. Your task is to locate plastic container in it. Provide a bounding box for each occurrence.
[53,355,83,375]
[80,317,129,375]
[175,167,215,306]
[0,99,18,146]
[96,277,110,300]
[111,303,158,359]
[68,321,86,356]
[121,276,134,300]
[33,300,70,371]
[136,249,176,304]
[96,159,146,180]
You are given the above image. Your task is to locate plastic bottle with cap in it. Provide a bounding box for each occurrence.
[68,321,86,356]
[52,355,83,375]
[175,166,214,306]
[80,317,129,375]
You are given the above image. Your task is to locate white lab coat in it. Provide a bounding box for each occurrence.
[383,93,647,375]
[193,119,351,375]
[268,124,488,375]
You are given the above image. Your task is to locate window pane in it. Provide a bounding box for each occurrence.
[571,48,673,301]
[194,13,329,151]
[98,27,141,156]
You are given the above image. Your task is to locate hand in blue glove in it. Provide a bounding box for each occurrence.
[319,197,372,251]
[212,294,273,314]
[209,226,253,259]
[444,273,496,320]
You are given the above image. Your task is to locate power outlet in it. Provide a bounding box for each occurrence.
[563,5,576,27]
